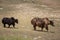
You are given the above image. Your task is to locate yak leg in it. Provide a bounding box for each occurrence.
[4,24,6,28]
[41,27,44,31]
[45,25,48,31]
[33,25,36,30]
[41,25,44,31]
[8,24,10,28]
[13,24,15,28]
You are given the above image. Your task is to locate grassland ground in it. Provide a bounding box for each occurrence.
[0,0,60,40]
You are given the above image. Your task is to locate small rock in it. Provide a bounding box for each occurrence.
[0,8,3,10]
[38,36,42,38]
[33,37,38,40]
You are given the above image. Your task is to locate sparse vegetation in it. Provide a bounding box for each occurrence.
[0,0,60,40]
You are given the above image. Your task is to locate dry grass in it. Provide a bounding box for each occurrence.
[0,0,60,40]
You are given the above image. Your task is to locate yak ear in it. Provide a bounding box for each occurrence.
[11,17,15,20]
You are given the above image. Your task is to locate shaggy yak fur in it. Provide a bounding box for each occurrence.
[2,17,18,28]
[31,17,54,31]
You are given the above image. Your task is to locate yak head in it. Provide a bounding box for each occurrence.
[15,19,18,24]
[49,20,55,26]
[11,17,18,24]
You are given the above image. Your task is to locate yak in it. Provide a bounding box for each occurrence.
[31,17,54,31]
[2,17,18,28]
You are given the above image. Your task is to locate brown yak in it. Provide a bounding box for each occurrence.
[31,17,54,31]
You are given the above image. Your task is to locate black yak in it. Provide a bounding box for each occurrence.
[31,17,54,31]
[2,17,18,28]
